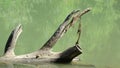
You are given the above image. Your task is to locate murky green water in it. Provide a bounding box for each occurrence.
[0,0,120,68]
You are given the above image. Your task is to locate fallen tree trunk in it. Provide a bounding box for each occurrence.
[0,8,90,64]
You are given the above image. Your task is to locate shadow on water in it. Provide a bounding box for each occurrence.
[0,62,95,68]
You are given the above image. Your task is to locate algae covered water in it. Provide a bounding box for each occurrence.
[0,0,120,68]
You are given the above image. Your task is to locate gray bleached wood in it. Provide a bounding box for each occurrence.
[0,8,91,64]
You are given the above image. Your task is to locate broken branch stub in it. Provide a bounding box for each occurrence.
[55,45,82,63]
[0,8,91,64]
[4,24,22,57]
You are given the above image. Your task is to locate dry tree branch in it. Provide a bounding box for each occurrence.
[4,24,22,57]
[0,8,91,64]
[40,8,91,51]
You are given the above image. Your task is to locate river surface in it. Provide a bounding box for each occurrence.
[0,0,120,68]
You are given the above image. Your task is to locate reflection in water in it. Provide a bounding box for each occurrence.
[0,0,120,68]
[0,62,95,68]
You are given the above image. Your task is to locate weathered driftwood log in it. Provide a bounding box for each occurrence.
[0,8,90,64]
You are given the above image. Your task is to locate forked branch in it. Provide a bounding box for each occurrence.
[0,8,91,64]
[40,8,91,50]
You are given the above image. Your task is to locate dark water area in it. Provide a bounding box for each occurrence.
[0,0,120,68]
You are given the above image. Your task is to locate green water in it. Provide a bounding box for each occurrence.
[0,0,120,68]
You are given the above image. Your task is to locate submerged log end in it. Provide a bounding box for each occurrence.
[54,45,82,63]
